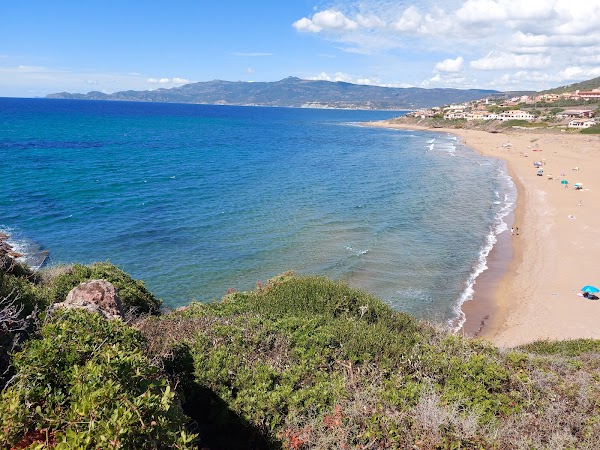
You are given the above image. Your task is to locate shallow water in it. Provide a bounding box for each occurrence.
[0,98,515,327]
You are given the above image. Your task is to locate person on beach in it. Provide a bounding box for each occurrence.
[511,227,514,235]
[516,227,519,235]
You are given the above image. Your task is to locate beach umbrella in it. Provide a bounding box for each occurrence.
[582,285,600,293]
[561,180,568,185]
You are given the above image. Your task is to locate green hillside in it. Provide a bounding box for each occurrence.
[1,255,600,449]
[539,76,600,94]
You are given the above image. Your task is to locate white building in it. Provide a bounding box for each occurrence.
[498,110,535,121]
[568,119,597,129]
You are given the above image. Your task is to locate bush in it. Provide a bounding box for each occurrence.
[0,270,47,388]
[0,309,196,449]
[519,339,600,356]
[45,262,162,315]
[580,124,600,134]
[140,275,541,447]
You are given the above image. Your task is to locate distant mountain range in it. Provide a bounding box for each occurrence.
[46,77,499,110]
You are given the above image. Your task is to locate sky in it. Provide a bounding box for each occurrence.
[2,0,600,97]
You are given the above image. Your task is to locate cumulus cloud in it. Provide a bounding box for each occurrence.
[293,9,359,32]
[307,71,355,82]
[291,0,600,90]
[557,66,600,80]
[422,72,469,88]
[435,56,464,73]
[306,71,414,87]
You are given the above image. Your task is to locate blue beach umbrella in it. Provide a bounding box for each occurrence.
[561,180,568,185]
[582,285,600,293]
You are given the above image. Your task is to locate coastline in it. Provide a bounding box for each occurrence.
[369,120,600,346]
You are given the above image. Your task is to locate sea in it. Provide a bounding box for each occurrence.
[0,98,516,329]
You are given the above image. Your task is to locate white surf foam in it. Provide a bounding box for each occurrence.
[450,163,517,332]
[0,226,47,270]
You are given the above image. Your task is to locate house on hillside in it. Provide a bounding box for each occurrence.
[411,109,436,119]
[498,110,535,121]
[444,111,468,120]
[560,109,596,119]
[576,89,600,100]
[568,119,597,129]
[466,111,498,121]
[538,94,560,102]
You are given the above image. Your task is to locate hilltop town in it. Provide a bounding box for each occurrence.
[405,88,600,131]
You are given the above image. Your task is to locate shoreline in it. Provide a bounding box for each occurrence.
[368,120,600,346]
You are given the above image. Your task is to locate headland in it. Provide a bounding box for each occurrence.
[369,119,600,346]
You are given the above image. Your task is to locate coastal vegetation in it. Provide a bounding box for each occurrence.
[580,124,600,134]
[2,252,600,449]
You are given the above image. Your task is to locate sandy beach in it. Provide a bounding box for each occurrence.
[370,121,600,347]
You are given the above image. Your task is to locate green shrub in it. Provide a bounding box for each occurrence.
[500,120,548,128]
[45,262,162,314]
[140,275,541,447]
[520,339,600,356]
[0,309,195,449]
[0,270,49,388]
[580,124,600,134]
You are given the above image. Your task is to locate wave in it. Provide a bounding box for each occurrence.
[450,163,517,332]
[344,245,369,256]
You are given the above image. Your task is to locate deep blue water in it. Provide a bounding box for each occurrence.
[0,98,515,327]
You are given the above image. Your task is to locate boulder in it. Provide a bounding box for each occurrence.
[52,279,124,320]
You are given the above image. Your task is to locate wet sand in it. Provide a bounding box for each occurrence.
[368,120,600,346]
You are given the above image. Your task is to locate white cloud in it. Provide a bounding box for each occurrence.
[306,71,414,87]
[557,66,600,80]
[356,14,386,28]
[147,77,189,85]
[393,6,423,32]
[455,0,506,24]
[293,17,322,33]
[307,71,355,82]
[293,9,358,33]
[435,56,464,73]
[470,51,551,70]
[291,0,600,90]
[422,72,469,88]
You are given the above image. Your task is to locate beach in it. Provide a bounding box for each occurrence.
[371,121,600,347]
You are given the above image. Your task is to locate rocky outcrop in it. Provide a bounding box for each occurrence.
[0,232,22,259]
[51,280,124,320]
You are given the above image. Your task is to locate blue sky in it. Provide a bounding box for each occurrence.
[2,0,599,97]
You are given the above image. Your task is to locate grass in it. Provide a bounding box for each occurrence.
[580,124,600,134]
[500,119,549,128]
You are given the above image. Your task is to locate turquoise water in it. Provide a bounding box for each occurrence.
[0,98,515,327]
